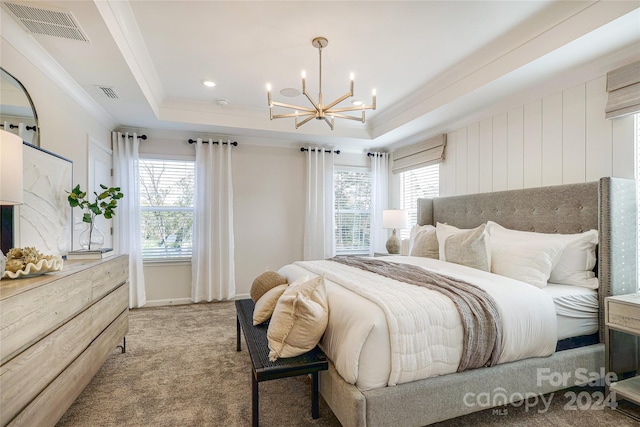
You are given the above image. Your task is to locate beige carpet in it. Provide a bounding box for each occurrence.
[57,302,640,427]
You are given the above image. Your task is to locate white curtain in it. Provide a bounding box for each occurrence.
[191,138,235,302]
[370,152,389,255]
[112,132,146,308]
[304,147,335,260]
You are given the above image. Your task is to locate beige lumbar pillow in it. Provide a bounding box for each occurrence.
[250,271,288,302]
[253,283,289,325]
[267,275,328,361]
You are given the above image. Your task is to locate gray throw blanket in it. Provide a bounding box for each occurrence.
[329,256,502,372]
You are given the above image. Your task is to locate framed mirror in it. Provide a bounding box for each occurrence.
[0,67,39,146]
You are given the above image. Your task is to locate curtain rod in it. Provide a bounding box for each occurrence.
[188,139,238,146]
[126,134,147,140]
[0,123,36,131]
[367,152,387,157]
[300,147,341,154]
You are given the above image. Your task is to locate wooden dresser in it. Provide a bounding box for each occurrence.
[0,255,129,427]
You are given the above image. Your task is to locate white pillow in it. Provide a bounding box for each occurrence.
[486,221,598,289]
[436,222,491,267]
[490,238,565,288]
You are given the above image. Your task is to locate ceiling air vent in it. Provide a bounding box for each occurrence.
[3,2,90,42]
[95,86,120,100]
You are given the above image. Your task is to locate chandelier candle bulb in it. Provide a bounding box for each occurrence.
[350,73,354,93]
[302,71,306,92]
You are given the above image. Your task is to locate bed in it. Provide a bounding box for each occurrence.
[278,177,638,426]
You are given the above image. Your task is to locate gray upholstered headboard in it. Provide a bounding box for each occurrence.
[417,177,638,343]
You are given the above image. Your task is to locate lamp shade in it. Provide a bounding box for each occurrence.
[0,130,24,205]
[382,209,409,229]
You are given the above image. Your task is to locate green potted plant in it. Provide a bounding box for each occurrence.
[67,184,123,250]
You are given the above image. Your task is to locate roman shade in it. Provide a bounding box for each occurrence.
[605,60,640,119]
[391,134,446,174]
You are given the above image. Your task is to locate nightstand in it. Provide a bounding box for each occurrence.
[605,294,640,409]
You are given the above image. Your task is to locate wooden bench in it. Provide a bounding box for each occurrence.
[235,298,328,427]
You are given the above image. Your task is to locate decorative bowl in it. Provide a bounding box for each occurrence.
[3,257,64,279]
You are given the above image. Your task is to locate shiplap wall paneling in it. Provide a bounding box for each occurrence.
[562,84,586,184]
[612,113,635,179]
[585,76,613,181]
[442,131,457,196]
[542,92,563,186]
[455,128,468,195]
[437,75,633,198]
[492,113,508,191]
[467,122,480,195]
[523,99,543,188]
[478,118,493,193]
[507,107,524,190]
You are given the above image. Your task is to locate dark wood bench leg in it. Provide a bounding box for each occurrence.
[312,371,319,419]
[252,372,259,427]
[236,315,241,352]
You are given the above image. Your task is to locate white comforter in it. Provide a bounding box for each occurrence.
[278,256,557,391]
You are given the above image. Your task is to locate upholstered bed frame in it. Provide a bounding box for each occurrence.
[319,177,637,426]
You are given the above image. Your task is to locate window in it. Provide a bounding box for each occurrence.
[399,164,439,239]
[139,159,195,260]
[334,167,372,254]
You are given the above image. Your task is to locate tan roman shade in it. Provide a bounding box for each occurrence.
[392,134,446,174]
[605,60,640,119]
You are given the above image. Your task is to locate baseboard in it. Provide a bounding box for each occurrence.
[143,293,250,307]
[144,298,192,307]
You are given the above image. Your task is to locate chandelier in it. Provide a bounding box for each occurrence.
[266,37,376,130]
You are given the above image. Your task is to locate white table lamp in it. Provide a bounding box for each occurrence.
[0,130,24,279]
[382,209,409,254]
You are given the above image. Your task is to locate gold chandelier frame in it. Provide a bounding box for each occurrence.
[267,37,376,130]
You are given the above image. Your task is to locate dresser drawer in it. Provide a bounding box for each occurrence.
[607,297,640,335]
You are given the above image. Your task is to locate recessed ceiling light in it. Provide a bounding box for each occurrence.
[202,80,216,88]
[280,88,301,97]
[217,99,229,106]
[351,99,363,106]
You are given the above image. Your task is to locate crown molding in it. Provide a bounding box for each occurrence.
[94,0,166,118]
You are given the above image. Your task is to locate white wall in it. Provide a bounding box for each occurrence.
[439,75,636,197]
